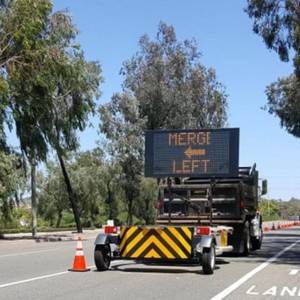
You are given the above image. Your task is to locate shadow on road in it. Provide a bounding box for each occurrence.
[223,227,300,266]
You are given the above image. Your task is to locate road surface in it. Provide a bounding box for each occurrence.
[0,226,299,300]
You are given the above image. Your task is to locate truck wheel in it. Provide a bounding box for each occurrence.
[243,222,251,256]
[202,244,215,275]
[94,244,111,271]
[251,229,263,250]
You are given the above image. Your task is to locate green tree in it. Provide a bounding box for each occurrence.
[100,22,228,224]
[38,150,122,228]
[245,0,300,138]
[38,161,69,228]
[0,150,25,223]
[0,0,103,233]
[70,149,107,227]
[259,198,280,221]
[280,197,300,219]
[136,178,157,225]
[101,161,122,222]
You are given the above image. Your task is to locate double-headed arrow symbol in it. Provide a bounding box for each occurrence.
[184,147,206,159]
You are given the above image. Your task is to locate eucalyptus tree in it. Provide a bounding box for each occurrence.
[100,22,228,224]
[136,177,157,225]
[245,0,300,138]
[39,149,121,228]
[0,150,24,223]
[0,0,103,233]
[38,161,69,228]
[100,160,122,222]
[69,149,107,227]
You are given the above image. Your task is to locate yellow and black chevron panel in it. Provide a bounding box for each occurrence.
[119,226,193,260]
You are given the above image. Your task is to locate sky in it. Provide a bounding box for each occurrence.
[51,0,299,201]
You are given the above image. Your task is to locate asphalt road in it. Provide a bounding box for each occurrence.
[0,227,300,300]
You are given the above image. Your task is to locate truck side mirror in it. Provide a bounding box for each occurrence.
[261,179,268,195]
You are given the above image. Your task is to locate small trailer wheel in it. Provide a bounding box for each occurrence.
[202,244,215,275]
[94,244,111,271]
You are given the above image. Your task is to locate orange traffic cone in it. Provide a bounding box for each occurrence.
[68,236,90,272]
[271,223,276,230]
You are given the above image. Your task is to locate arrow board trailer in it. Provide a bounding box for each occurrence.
[94,225,233,275]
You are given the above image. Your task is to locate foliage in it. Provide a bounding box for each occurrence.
[245,0,299,64]
[135,178,157,225]
[265,75,300,137]
[0,150,25,222]
[245,0,300,138]
[37,150,124,228]
[280,197,300,219]
[1,0,103,160]
[38,161,69,227]
[259,199,280,221]
[0,0,103,233]
[68,150,108,227]
[259,197,300,221]
[120,21,228,130]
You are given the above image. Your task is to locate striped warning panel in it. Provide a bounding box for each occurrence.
[119,226,193,259]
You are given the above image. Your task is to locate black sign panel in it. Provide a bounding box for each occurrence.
[145,128,239,178]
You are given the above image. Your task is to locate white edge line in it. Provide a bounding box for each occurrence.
[0,260,124,289]
[210,240,300,300]
[0,265,95,289]
[0,248,58,258]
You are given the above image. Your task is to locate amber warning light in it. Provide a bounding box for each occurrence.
[144,128,239,178]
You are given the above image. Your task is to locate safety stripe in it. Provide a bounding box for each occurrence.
[119,226,193,260]
[120,228,144,256]
[164,227,192,254]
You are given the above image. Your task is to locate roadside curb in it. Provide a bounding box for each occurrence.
[35,235,76,242]
[0,229,101,242]
[0,234,76,242]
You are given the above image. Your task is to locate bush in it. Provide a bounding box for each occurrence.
[116,211,144,226]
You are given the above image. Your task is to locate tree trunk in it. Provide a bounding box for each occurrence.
[56,208,63,228]
[31,160,37,238]
[106,180,114,220]
[57,153,82,233]
[127,200,133,226]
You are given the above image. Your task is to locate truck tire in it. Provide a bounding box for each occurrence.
[251,229,263,250]
[94,244,111,271]
[243,222,251,256]
[202,244,215,275]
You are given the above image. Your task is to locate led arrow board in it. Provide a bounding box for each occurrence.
[145,128,239,178]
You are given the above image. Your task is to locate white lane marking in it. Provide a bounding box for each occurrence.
[0,248,58,258]
[0,240,35,246]
[0,261,124,289]
[0,265,95,289]
[210,240,300,300]
[289,269,299,275]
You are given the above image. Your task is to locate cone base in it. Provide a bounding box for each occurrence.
[68,268,91,272]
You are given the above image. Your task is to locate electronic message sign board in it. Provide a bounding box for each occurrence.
[145,128,239,178]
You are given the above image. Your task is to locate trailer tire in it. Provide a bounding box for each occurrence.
[94,244,111,271]
[202,244,215,275]
[243,222,251,256]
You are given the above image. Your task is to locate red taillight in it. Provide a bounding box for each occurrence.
[195,227,211,236]
[104,226,118,234]
[240,201,245,208]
